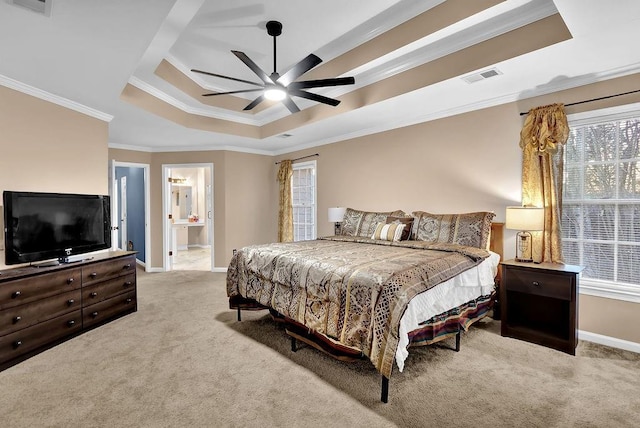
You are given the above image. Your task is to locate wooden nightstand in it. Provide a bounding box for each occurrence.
[500,260,583,355]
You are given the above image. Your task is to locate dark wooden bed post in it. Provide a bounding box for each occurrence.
[381,376,389,403]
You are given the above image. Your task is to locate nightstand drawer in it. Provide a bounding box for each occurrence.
[505,267,572,300]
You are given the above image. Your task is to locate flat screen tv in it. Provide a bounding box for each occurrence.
[3,191,111,265]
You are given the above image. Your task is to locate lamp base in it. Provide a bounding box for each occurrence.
[334,222,341,235]
[515,257,534,263]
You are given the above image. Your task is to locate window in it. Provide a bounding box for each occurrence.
[563,106,640,301]
[292,161,317,241]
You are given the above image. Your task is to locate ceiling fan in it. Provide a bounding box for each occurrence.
[191,20,355,114]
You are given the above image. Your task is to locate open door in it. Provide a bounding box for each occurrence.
[109,160,150,271]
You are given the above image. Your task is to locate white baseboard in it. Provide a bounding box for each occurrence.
[212,267,227,273]
[579,330,640,354]
[146,267,165,273]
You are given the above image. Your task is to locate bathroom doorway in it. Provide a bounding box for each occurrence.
[162,163,214,271]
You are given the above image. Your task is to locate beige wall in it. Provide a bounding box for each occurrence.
[0,86,109,269]
[108,148,277,269]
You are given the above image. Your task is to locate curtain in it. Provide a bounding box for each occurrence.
[277,160,294,242]
[519,103,569,263]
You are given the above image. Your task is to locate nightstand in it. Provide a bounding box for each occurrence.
[500,260,583,355]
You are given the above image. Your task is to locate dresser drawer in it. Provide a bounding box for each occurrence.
[504,267,573,300]
[0,289,81,336]
[0,311,82,364]
[0,268,81,310]
[83,290,136,329]
[82,255,136,286]
[82,273,136,305]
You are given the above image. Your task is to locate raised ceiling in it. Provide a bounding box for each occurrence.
[1,0,640,155]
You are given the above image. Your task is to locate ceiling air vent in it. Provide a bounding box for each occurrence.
[10,0,52,16]
[462,67,502,84]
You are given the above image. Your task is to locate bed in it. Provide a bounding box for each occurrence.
[226,208,503,402]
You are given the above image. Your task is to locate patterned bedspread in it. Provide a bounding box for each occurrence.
[226,236,490,377]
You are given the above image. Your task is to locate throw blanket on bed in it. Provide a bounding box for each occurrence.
[226,236,489,377]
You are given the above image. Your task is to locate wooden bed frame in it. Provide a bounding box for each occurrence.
[231,222,504,403]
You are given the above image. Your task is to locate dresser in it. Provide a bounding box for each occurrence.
[0,251,137,370]
[500,259,582,355]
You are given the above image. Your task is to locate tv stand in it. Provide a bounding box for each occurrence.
[0,251,137,370]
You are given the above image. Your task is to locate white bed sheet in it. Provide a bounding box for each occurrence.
[395,251,500,372]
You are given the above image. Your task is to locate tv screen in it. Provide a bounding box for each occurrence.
[3,191,111,265]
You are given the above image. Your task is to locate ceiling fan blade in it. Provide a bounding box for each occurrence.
[282,97,300,113]
[289,89,340,107]
[232,50,273,84]
[277,54,323,86]
[243,94,266,111]
[288,76,355,90]
[191,69,263,87]
[202,88,264,97]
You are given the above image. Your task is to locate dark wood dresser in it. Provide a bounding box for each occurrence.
[0,251,137,370]
[500,259,582,355]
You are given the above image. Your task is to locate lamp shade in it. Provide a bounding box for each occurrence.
[328,207,346,223]
[505,206,544,231]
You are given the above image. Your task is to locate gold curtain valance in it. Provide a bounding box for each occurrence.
[519,103,569,155]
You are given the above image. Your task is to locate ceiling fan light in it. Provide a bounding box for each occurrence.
[264,87,286,101]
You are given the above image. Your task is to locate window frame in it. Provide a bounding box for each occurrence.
[564,102,640,303]
[291,160,317,241]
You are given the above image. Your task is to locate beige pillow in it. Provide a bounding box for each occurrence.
[371,222,406,242]
[412,211,495,249]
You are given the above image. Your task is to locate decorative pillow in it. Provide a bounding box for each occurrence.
[411,211,495,249]
[386,216,413,241]
[341,208,407,237]
[371,222,406,242]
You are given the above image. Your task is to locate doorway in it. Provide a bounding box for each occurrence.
[162,163,214,272]
[109,161,150,271]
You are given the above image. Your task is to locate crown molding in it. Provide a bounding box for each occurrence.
[0,73,113,122]
[127,76,259,125]
[108,140,273,156]
[352,0,558,88]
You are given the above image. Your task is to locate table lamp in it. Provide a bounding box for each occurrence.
[328,207,346,235]
[505,206,544,262]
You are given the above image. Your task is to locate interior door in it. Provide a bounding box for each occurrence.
[119,176,127,250]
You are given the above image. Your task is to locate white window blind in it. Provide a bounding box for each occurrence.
[292,161,317,241]
[563,107,640,300]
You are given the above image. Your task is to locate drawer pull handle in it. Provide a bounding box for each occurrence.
[90,292,98,298]
[124,281,132,287]
[91,311,99,318]
[68,299,75,306]
[123,263,131,269]
[67,278,74,285]
[11,291,21,299]
[89,272,98,279]
[13,341,22,349]
[532,281,541,286]
[67,320,76,327]
[13,316,21,324]
[126,298,133,304]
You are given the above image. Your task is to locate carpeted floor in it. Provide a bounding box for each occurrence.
[1,269,639,427]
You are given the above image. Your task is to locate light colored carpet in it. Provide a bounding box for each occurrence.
[1,269,639,427]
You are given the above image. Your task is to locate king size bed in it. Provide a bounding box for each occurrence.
[227,208,503,402]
